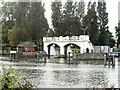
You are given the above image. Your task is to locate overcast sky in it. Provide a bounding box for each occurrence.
[43,0,120,36]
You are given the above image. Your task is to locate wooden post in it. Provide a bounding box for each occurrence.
[40,51,44,62]
[44,56,46,63]
[76,53,78,65]
[15,52,17,60]
[108,56,112,67]
[37,52,39,62]
[10,53,12,60]
[68,52,70,64]
[104,54,107,66]
[112,55,115,67]
[44,51,46,63]
[13,54,15,61]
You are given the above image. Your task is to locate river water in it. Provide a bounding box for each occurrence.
[0,57,119,88]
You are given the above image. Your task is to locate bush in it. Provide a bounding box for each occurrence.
[0,64,32,90]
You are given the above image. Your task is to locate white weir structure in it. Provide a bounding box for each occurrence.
[43,35,94,57]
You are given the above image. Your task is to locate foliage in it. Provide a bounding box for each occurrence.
[0,64,32,90]
[97,1,115,47]
[1,0,116,48]
[71,48,80,52]
[1,1,49,46]
[62,0,85,36]
[47,29,55,37]
[28,2,49,45]
[51,0,85,36]
[97,1,109,45]
[51,0,63,36]
[115,21,120,45]
[82,2,99,45]
[1,2,16,47]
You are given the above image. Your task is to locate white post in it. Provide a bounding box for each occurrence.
[104,54,107,66]
[60,46,64,56]
[80,47,84,54]
[44,44,48,54]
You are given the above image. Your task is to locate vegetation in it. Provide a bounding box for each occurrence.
[0,64,32,89]
[115,21,120,47]
[82,2,99,45]
[51,0,85,36]
[51,0,115,47]
[1,1,48,47]
[1,2,15,47]
[0,0,116,49]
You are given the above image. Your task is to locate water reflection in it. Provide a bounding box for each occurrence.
[0,57,118,88]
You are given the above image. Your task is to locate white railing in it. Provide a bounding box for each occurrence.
[43,35,89,42]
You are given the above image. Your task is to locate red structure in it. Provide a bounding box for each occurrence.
[17,42,37,52]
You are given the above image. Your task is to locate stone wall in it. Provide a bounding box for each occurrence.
[73,53,104,60]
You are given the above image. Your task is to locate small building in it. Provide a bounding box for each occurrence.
[43,35,94,57]
[17,42,37,52]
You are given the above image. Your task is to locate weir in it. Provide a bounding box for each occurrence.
[43,35,94,57]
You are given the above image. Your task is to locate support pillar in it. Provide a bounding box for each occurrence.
[60,46,64,56]
[44,44,48,54]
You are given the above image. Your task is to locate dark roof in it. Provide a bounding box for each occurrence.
[17,42,37,47]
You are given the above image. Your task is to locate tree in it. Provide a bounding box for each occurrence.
[107,31,115,48]
[8,2,30,46]
[1,2,16,46]
[82,2,99,45]
[9,2,49,46]
[115,21,120,47]
[51,0,85,37]
[28,2,49,46]
[51,0,63,36]
[97,0,109,45]
[75,0,85,22]
[62,0,85,36]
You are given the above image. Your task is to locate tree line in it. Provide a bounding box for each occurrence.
[0,0,117,48]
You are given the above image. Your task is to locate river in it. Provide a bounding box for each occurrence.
[0,57,119,88]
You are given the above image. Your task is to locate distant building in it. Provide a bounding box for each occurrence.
[17,42,37,52]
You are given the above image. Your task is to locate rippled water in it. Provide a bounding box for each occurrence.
[0,57,119,88]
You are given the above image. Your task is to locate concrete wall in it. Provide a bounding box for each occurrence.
[73,53,104,60]
[94,46,109,53]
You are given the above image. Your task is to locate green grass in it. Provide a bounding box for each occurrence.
[71,48,80,52]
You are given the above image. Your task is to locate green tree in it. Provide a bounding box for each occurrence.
[47,28,55,37]
[97,1,109,45]
[108,31,116,48]
[63,1,76,36]
[62,0,85,36]
[82,2,99,45]
[9,2,49,46]
[28,2,49,46]
[115,21,120,47]
[8,2,30,46]
[51,0,63,36]
[51,0,85,37]
[1,2,16,46]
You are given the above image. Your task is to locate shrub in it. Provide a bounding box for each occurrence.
[0,64,32,90]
